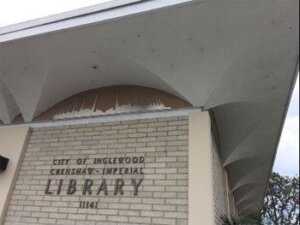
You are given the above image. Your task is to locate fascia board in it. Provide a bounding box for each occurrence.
[0,0,193,43]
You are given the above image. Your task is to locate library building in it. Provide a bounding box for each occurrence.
[0,0,298,225]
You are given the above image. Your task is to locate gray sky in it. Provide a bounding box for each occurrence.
[0,0,299,176]
[273,77,299,176]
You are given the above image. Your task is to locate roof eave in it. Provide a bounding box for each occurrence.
[0,0,193,43]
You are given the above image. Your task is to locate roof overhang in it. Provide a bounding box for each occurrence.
[0,0,299,212]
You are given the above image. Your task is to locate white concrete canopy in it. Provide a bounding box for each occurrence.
[0,0,298,212]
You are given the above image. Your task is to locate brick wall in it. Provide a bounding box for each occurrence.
[4,116,188,225]
[212,139,228,224]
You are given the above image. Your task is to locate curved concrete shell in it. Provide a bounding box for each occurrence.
[0,0,298,212]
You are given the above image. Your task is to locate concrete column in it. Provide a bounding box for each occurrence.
[189,111,214,225]
[0,127,31,225]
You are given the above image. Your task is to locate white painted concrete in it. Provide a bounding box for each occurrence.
[189,111,214,224]
[0,127,30,225]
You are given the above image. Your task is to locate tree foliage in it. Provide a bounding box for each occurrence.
[261,172,299,225]
[222,172,299,225]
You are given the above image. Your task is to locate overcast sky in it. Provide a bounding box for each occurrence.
[0,0,299,176]
[273,77,299,176]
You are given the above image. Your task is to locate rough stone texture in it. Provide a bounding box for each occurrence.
[212,140,228,224]
[4,116,188,225]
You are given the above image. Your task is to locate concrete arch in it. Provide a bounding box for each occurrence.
[0,39,50,122]
[225,159,266,207]
[0,79,20,124]
[222,156,270,212]
[33,49,185,119]
[223,123,276,167]
[211,101,276,161]
[235,187,265,208]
